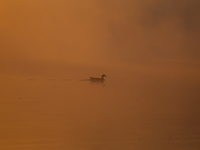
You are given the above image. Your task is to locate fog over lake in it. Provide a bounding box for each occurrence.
[0,0,200,150]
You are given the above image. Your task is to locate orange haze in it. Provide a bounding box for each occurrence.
[0,0,200,150]
[0,0,200,78]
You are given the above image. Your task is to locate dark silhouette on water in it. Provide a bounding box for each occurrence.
[90,74,107,83]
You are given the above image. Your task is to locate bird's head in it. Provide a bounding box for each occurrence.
[102,74,107,78]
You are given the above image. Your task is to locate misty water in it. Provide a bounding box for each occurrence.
[1,72,200,150]
[1,0,200,149]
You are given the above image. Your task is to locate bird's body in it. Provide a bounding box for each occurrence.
[90,74,107,83]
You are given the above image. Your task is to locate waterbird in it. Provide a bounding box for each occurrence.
[90,74,107,83]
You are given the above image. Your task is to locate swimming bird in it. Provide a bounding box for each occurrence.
[90,74,107,83]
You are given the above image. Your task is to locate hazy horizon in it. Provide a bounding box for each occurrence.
[1,0,200,79]
[1,0,200,150]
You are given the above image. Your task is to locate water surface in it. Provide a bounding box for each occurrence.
[0,74,200,150]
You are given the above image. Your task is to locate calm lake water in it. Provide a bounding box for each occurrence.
[0,73,200,150]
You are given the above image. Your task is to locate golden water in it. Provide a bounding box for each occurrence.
[1,73,200,150]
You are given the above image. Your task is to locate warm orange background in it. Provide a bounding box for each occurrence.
[0,1,200,150]
[1,0,199,79]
